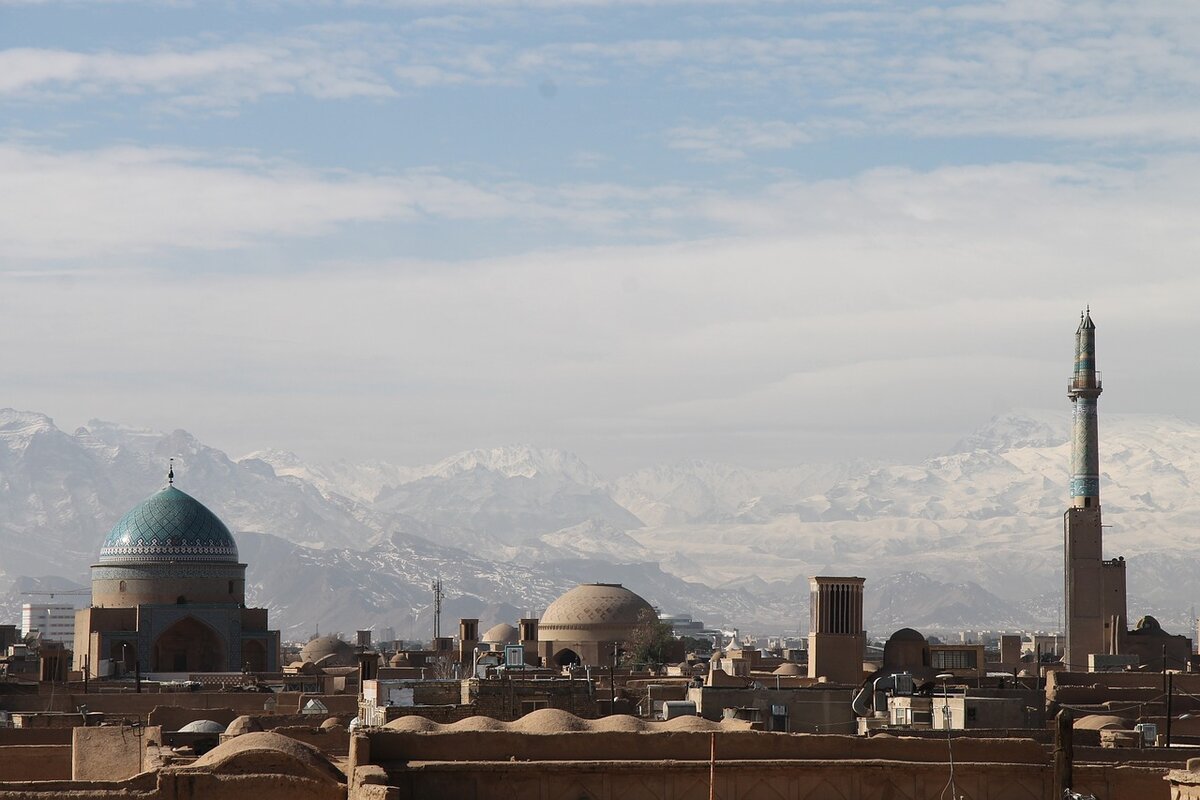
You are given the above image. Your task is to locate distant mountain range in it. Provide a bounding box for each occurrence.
[2,407,1198,639]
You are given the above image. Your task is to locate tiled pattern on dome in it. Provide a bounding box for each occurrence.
[99,486,239,564]
[540,585,654,628]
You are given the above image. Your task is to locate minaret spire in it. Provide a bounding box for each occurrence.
[167,457,175,487]
[1068,307,1101,507]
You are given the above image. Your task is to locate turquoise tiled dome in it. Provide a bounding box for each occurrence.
[99,486,239,563]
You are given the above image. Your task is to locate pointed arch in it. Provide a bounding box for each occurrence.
[153,616,225,672]
[552,648,581,667]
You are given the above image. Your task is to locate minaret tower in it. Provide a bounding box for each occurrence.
[1063,308,1127,671]
[1069,308,1101,507]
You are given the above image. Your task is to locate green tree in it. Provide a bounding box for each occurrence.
[624,608,677,668]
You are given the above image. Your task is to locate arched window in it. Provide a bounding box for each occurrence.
[119,580,127,593]
[229,580,235,594]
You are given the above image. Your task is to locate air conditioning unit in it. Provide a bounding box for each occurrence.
[1134,723,1157,747]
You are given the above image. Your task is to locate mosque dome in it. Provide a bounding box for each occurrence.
[481,623,519,644]
[100,486,238,564]
[300,635,357,668]
[538,583,655,643]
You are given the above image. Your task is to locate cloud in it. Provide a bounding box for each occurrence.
[3,148,1200,469]
[0,36,396,109]
[5,3,1200,149]
[0,142,695,259]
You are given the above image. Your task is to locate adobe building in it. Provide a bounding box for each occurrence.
[535,583,655,667]
[807,576,865,684]
[73,470,281,677]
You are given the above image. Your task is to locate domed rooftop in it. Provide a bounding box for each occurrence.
[886,628,926,643]
[179,719,226,734]
[538,583,655,642]
[481,623,519,644]
[100,486,238,564]
[300,635,356,667]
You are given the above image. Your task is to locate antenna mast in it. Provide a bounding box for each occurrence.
[431,578,444,640]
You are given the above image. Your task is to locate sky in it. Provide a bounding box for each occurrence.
[3,0,1200,476]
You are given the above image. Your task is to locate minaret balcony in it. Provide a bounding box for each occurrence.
[1068,372,1103,394]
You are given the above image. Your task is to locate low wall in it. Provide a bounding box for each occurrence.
[361,729,1048,765]
[0,771,343,800]
[0,691,346,718]
[0,744,73,781]
[372,758,1169,800]
[0,729,73,745]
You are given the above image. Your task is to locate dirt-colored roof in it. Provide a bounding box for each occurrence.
[510,708,591,733]
[1074,714,1131,731]
[447,716,507,731]
[189,731,344,784]
[590,715,647,732]
[225,715,264,736]
[383,716,439,732]
[657,716,721,731]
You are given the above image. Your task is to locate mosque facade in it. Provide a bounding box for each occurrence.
[73,477,280,676]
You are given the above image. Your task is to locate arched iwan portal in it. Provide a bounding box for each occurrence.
[553,648,580,667]
[153,617,225,672]
[242,639,267,672]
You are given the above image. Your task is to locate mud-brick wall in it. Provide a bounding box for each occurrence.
[363,729,1049,765]
[467,680,598,720]
[375,757,1170,800]
[73,725,163,781]
[0,745,72,780]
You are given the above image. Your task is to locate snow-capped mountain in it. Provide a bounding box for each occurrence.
[3,406,1200,636]
[370,445,642,549]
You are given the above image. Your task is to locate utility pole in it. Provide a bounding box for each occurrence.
[1167,672,1174,748]
[609,642,618,716]
[1163,644,1168,694]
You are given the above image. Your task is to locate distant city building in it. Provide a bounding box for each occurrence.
[20,603,75,643]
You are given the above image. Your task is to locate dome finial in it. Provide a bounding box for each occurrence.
[168,457,174,486]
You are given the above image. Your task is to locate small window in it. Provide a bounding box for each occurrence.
[119,581,127,593]
[176,596,186,605]
[228,581,235,594]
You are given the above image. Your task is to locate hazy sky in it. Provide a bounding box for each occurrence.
[3,1,1199,475]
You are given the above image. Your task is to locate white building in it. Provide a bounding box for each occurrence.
[21,604,76,643]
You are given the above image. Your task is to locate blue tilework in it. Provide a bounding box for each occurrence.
[99,486,238,563]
